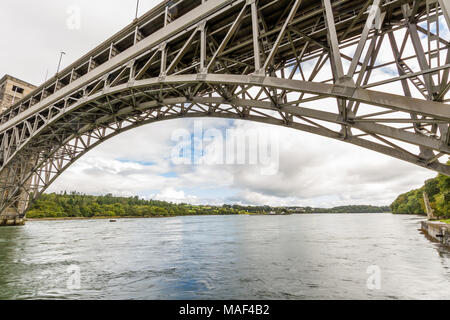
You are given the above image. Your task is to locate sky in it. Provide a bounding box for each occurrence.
[0,0,447,207]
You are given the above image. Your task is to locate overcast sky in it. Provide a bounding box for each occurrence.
[0,0,446,207]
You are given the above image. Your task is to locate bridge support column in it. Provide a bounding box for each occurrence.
[0,213,26,226]
[0,190,29,226]
[0,166,33,227]
[0,192,28,226]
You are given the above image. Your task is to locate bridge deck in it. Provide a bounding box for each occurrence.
[1,0,420,124]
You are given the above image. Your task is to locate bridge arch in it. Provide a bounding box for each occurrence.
[0,74,449,220]
[0,111,440,217]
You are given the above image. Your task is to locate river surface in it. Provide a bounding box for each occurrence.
[0,213,449,300]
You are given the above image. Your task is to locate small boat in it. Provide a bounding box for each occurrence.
[109,219,117,222]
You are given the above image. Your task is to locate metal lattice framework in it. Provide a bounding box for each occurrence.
[0,0,449,219]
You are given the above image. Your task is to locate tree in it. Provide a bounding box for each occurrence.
[391,168,449,217]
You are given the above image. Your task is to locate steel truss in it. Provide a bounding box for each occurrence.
[0,0,449,218]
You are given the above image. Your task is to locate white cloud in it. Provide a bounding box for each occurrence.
[46,117,437,207]
[152,188,199,204]
[0,0,161,85]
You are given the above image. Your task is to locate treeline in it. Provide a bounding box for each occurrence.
[302,205,391,214]
[390,171,449,217]
[27,193,252,218]
[27,192,392,218]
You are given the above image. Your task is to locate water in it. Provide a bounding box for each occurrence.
[0,213,449,300]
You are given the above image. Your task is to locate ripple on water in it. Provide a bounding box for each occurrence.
[0,214,449,299]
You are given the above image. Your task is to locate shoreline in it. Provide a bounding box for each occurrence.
[25,215,236,221]
[25,212,394,222]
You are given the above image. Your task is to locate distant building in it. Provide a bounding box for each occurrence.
[0,75,36,113]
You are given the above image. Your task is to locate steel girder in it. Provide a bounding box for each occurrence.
[0,0,449,218]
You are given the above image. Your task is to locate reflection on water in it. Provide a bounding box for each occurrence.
[0,213,449,300]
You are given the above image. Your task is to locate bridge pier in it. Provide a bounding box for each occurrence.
[0,192,29,226]
[0,165,32,227]
[0,213,25,226]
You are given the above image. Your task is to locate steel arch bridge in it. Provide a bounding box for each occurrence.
[0,0,449,224]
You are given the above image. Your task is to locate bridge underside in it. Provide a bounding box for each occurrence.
[0,0,449,223]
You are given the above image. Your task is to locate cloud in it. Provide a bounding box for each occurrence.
[47,116,437,207]
[151,188,199,204]
[0,0,161,85]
